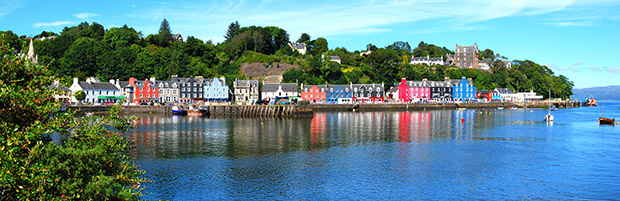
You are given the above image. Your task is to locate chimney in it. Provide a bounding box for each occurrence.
[109,79,115,84]
[129,77,136,86]
[444,77,450,82]
[73,77,79,86]
[171,75,178,82]
[422,78,428,82]
[150,77,156,83]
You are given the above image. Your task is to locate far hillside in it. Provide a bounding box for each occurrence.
[1,19,574,99]
[572,85,620,100]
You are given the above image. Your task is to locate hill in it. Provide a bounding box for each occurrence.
[572,85,620,100]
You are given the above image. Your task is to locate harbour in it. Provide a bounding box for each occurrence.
[127,101,620,200]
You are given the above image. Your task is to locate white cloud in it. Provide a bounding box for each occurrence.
[606,67,620,73]
[589,66,601,71]
[73,13,101,19]
[33,21,74,28]
[125,0,584,43]
[0,0,26,19]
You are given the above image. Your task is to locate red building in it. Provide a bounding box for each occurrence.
[301,84,327,103]
[129,77,159,104]
[476,90,492,102]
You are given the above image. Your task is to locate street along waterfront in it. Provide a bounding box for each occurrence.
[126,101,620,200]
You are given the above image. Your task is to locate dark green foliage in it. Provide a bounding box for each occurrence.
[297,33,310,43]
[158,18,172,46]
[1,20,573,99]
[224,21,241,41]
[0,44,147,200]
[413,41,453,58]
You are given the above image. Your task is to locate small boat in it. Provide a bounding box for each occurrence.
[497,107,504,110]
[545,89,553,123]
[545,114,554,122]
[187,106,202,117]
[599,96,614,125]
[599,117,615,125]
[457,108,467,111]
[171,106,187,115]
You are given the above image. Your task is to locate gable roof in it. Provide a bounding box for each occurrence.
[78,82,119,91]
[49,82,70,92]
[263,83,298,92]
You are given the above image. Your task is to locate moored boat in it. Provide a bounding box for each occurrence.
[599,117,615,125]
[171,106,187,115]
[187,106,202,116]
[599,96,614,125]
[457,108,467,111]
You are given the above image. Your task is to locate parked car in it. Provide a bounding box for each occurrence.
[254,99,267,105]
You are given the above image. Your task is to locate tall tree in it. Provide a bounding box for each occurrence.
[297,33,310,43]
[224,21,241,41]
[158,18,172,46]
[311,37,328,55]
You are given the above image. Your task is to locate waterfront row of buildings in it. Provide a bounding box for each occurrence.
[51,75,542,105]
[60,76,299,105]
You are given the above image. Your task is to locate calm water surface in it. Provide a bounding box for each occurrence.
[126,101,620,200]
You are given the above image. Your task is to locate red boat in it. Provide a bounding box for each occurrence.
[599,96,615,125]
[599,117,615,125]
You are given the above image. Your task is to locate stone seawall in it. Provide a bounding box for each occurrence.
[68,106,169,115]
[310,101,579,111]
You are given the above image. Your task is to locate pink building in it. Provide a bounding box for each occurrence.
[398,78,430,103]
[408,78,430,100]
[398,78,412,102]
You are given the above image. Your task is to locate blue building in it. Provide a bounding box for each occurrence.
[326,85,353,104]
[203,77,229,102]
[451,77,476,101]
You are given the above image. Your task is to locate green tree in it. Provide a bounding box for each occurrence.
[74,90,86,102]
[224,21,241,41]
[0,44,148,200]
[297,33,310,43]
[158,18,172,46]
[62,37,102,76]
[103,25,140,49]
[310,37,328,55]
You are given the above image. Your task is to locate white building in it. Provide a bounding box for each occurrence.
[261,82,299,103]
[514,90,543,102]
[410,55,443,66]
[70,77,123,104]
[288,42,307,55]
[478,62,491,71]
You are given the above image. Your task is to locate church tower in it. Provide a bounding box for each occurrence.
[26,39,38,65]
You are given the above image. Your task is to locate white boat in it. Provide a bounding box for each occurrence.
[545,89,553,122]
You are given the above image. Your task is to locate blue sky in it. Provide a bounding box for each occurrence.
[1,0,619,89]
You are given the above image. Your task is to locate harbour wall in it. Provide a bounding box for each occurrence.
[68,101,580,115]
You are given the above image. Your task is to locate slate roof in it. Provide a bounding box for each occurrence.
[495,88,514,94]
[78,82,119,90]
[204,78,227,86]
[263,83,298,93]
[49,82,70,92]
[302,84,327,91]
[407,81,429,88]
[291,42,306,50]
[428,81,451,88]
[387,85,399,93]
[234,80,258,88]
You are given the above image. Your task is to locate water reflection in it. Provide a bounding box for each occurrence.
[127,109,507,159]
[127,105,620,200]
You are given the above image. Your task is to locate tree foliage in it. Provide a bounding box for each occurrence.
[0,20,573,99]
[0,43,148,200]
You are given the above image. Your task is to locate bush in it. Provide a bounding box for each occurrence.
[0,43,148,200]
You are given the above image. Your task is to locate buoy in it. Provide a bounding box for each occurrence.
[617,121,619,125]
[461,118,465,123]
